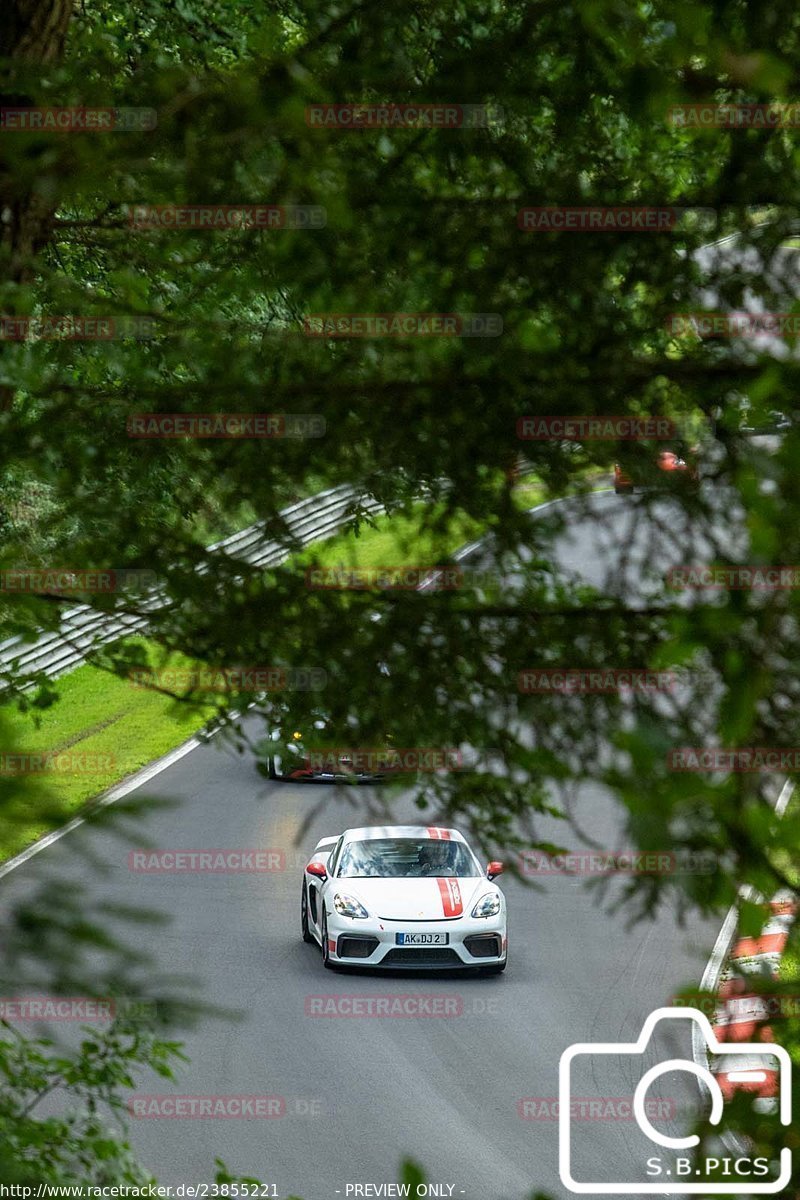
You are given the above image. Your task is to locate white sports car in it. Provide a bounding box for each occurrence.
[301,824,507,973]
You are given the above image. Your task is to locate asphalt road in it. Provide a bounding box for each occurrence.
[0,492,725,1200]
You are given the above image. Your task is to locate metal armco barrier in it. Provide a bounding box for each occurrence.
[0,485,386,684]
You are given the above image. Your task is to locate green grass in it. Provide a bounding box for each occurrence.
[769,783,800,890]
[513,476,551,510]
[0,470,593,864]
[295,474,570,571]
[780,947,799,979]
[296,503,485,570]
[777,943,800,1066]
[0,641,216,862]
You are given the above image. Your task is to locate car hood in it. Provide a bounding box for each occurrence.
[334,876,493,920]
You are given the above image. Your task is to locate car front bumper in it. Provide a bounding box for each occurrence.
[279,767,386,784]
[324,910,508,969]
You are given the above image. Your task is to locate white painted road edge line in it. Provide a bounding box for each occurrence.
[0,729,218,883]
[420,491,606,586]
[691,776,795,1154]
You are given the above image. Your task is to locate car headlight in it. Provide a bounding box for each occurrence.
[333,893,369,919]
[471,892,501,918]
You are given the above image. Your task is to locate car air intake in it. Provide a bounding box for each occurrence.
[464,934,502,959]
[337,935,380,959]
[381,948,461,966]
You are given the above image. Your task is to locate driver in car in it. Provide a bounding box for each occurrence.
[417,840,455,876]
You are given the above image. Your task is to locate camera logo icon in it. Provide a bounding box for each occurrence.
[559,1007,791,1193]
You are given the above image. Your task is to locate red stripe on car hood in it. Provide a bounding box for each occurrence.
[437,877,463,917]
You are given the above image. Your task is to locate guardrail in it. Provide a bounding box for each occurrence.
[0,466,542,687]
[0,485,386,685]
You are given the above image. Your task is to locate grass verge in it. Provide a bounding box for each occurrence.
[0,641,215,863]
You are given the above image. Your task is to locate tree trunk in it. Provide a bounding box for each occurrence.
[0,0,75,408]
[1,0,73,62]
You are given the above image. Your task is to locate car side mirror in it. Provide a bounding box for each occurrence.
[487,861,504,880]
[306,861,327,880]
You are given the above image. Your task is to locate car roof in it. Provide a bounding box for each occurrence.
[341,825,467,843]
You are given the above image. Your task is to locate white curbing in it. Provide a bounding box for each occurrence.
[691,777,796,1154]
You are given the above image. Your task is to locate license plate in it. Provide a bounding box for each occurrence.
[395,932,449,946]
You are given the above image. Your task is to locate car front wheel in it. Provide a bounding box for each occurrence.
[301,881,314,944]
[321,910,337,970]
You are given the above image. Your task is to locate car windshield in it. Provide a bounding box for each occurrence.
[337,838,478,878]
